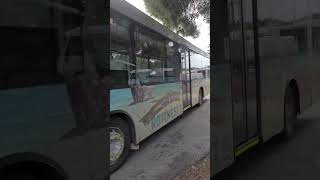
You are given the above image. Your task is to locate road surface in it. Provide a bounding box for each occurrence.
[173,153,210,180]
[215,101,320,180]
[111,96,210,180]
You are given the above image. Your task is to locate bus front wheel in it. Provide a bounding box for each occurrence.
[110,117,130,173]
[282,86,298,139]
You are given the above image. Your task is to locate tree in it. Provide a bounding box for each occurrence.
[144,0,209,38]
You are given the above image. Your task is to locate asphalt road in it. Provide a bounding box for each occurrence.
[111,96,210,180]
[215,101,320,180]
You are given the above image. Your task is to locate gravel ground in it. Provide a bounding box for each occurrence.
[111,97,210,180]
[173,153,210,180]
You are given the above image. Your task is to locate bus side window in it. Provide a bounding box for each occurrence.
[134,26,166,85]
[166,40,181,82]
[110,11,131,89]
[190,52,209,80]
[1,28,63,90]
[110,52,131,88]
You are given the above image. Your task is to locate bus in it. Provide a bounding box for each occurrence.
[191,67,210,105]
[0,1,107,180]
[110,0,210,172]
[212,0,320,176]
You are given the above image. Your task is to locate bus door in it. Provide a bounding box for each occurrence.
[229,0,259,149]
[181,48,192,110]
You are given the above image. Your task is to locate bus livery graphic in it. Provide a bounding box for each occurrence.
[139,91,182,126]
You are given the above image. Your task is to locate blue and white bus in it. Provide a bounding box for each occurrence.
[110,0,210,172]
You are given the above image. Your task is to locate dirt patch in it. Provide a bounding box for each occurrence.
[173,153,210,180]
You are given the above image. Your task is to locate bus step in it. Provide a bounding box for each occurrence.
[130,143,140,150]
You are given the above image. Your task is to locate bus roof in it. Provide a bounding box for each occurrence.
[110,0,209,59]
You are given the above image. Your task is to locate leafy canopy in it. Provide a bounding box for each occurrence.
[144,0,209,38]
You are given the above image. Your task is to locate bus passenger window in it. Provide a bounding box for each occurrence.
[134,26,166,85]
[166,40,181,82]
[190,51,210,80]
[110,12,131,88]
[1,28,62,90]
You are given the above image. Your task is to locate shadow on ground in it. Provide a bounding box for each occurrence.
[215,116,320,180]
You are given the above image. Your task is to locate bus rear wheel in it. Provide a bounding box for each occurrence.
[282,86,298,139]
[109,117,130,173]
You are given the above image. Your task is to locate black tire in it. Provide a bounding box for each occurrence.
[282,86,298,140]
[109,117,131,173]
[198,89,204,106]
[0,171,38,180]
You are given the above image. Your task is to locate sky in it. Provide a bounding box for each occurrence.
[124,0,210,53]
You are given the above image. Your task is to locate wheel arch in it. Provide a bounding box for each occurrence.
[0,152,68,180]
[110,110,137,144]
[285,79,301,114]
[199,86,204,95]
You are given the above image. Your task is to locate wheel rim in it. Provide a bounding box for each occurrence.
[110,127,125,165]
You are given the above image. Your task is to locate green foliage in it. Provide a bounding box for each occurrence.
[144,0,209,38]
